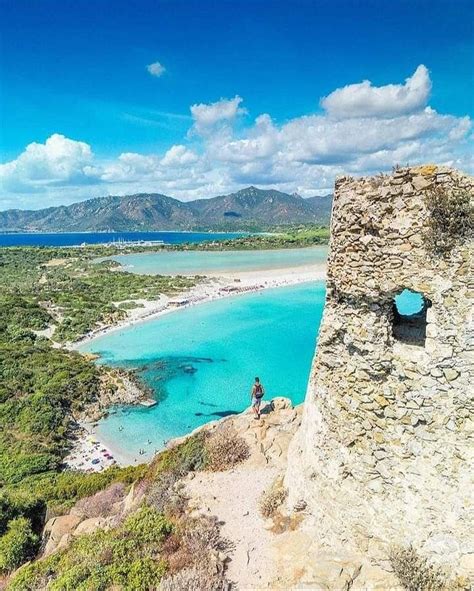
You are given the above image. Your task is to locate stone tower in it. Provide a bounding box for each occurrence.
[286,166,473,578]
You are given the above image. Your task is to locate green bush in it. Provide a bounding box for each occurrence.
[5,464,147,514]
[8,507,171,590]
[0,517,39,574]
[0,491,45,536]
[152,432,208,478]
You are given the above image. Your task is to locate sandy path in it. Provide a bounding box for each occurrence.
[185,399,302,590]
[188,466,278,589]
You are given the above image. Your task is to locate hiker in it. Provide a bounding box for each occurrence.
[251,377,265,419]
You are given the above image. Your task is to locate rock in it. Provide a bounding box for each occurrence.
[373,432,384,444]
[293,499,307,512]
[73,517,108,536]
[42,515,82,556]
[271,397,293,411]
[443,368,459,381]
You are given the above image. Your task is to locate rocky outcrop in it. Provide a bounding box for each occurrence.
[286,166,473,584]
[75,368,148,422]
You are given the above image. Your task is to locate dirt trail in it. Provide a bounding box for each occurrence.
[185,398,302,590]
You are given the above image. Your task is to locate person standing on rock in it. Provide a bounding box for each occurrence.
[250,377,264,419]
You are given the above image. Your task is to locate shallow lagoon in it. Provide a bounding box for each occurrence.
[107,246,328,275]
[79,281,326,462]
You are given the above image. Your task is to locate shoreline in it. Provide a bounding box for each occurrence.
[70,262,326,350]
[64,262,326,471]
[64,420,137,471]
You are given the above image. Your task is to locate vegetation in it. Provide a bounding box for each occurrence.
[0,247,198,342]
[8,506,171,590]
[389,545,468,591]
[0,339,102,483]
[259,476,288,518]
[8,428,246,589]
[0,517,39,575]
[205,424,250,471]
[148,426,249,479]
[424,186,473,255]
[0,466,146,575]
[168,225,330,250]
[0,245,198,577]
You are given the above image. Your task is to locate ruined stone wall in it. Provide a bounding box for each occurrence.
[286,166,473,574]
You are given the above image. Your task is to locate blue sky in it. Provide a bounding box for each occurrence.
[0,0,473,209]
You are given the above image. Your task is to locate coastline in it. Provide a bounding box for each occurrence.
[70,262,326,350]
[64,262,326,471]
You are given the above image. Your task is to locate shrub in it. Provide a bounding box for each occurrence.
[204,424,250,471]
[424,186,473,255]
[181,516,225,556]
[259,477,288,518]
[73,482,126,518]
[389,545,451,591]
[148,471,188,517]
[123,505,172,546]
[153,432,208,477]
[125,557,167,590]
[8,506,172,589]
[0,491,45,537]
[160,565,228,591]
[0,517,39,574]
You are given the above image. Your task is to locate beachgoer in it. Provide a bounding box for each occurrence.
[250,377,264,419]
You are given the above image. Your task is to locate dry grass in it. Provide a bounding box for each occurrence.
[181,515,228,555]
[147,471,184,515]
[73,482,126,518]
[205,424,250,471]
[161,516,231,590]
[259,476,288,518]
[160,565,228,591]
[389,545,468,591]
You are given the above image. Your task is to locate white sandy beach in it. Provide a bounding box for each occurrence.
[71,262,326,350]
[64,262,326,470]
[63,426,120,471]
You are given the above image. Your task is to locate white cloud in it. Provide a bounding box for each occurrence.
[161,145,199,167]
[321,65,432,119]
[1,66,472,209]
[0,134,99,193]
[190,96,246,134]
[146,61,166,78]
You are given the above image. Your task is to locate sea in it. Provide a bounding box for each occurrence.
[0,231,246,247]
[79,281,326,463]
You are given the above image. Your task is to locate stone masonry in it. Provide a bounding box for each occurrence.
[286,166,473,580]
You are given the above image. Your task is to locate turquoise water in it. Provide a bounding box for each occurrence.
[107,246,328,275]
[79,281,325,462]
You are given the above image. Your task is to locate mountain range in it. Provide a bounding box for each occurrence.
[0,187,333,232]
